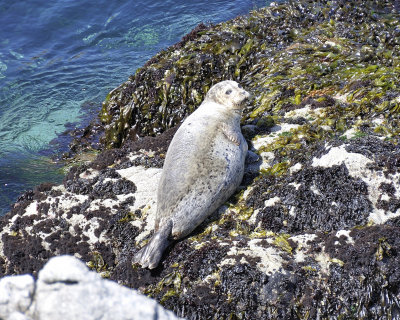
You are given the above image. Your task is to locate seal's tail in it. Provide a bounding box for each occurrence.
[133,221,172,269]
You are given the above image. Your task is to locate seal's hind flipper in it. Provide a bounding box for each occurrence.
[133,220,172,269]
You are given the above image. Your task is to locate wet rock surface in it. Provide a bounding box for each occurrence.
[1,0,400,319]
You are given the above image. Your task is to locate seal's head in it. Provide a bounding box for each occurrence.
[205,80,250,110]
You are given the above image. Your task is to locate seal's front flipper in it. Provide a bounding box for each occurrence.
[133,220,173,269]
[221,123,240,145]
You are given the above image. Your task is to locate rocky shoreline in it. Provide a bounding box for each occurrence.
[1,0,400,319]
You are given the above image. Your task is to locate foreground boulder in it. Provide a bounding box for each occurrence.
[1,0,400,319]
[0,255,181,320]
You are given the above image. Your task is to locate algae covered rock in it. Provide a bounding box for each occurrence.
[99,0,400,152]
[1,0,400,319]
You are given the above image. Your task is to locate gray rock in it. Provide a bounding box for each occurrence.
[8,312,32,320]
[31,255,181,320]
[0,274,34,320]
[0,256,182,320]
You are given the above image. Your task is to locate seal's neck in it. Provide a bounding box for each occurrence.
[204,101,240,118]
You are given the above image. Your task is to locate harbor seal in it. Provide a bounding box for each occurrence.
[133,80,250,269]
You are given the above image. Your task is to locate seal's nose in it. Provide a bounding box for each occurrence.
[241,90,251,100]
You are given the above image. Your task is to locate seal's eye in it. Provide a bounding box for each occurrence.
[238,84,243,89]
[225,89,232,95]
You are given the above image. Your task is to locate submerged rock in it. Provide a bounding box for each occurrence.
[1,0,400,319]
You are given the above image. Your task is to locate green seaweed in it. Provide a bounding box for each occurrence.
[144,268,183,302]
[273,233,293,254]
[87,251,110,277]
[67,1,400,318]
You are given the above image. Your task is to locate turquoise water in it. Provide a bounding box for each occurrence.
[0,0,271,215]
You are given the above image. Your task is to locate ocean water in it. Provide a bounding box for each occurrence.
[0,0,272,215]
